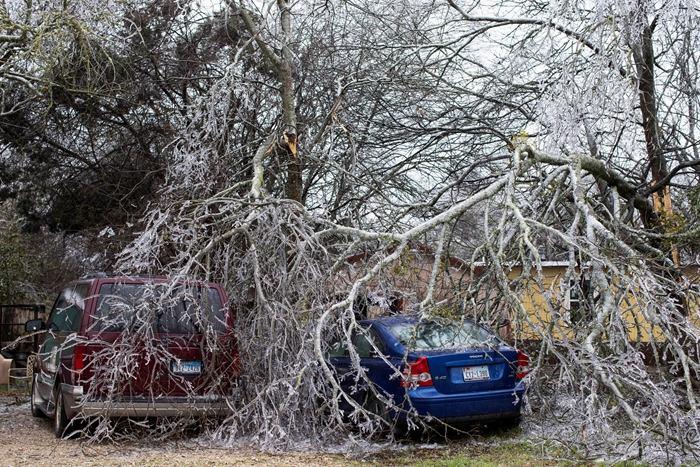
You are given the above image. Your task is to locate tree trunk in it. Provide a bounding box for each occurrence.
[277,0,302,204]
[238,0,302,203]
[631,13,684,310]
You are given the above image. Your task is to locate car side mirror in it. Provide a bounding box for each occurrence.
[25,319,46,333]
[369,349,383,358]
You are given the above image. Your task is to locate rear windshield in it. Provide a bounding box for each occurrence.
[386,319,499,350]
[90,283,227,334]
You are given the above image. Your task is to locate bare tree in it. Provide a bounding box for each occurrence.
[3,0,699,462]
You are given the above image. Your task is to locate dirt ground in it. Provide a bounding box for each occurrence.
[0,395,363,466]
[0,394,568,467]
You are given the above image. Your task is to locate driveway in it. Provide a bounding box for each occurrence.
[0,396,354,466]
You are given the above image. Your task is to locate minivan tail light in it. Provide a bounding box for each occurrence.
[73,344,87,372]
[516,350,530,379]
[401,356,433,388]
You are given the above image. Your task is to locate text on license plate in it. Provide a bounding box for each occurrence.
[462,365,490,381]
[171,360,202,375]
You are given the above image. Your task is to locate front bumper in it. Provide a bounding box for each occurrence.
[405,382,526,422]
[60,384,234,418]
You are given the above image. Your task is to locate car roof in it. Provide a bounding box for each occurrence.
[361,314,481,327]
[79,275,223,289]
[361,314,422,326]
[81,273,169,280]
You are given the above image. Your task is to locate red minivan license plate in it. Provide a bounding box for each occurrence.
[171,360,202,375]
[462,365,490,381]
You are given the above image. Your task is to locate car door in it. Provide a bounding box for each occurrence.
[353,327,402,402]
[328,326,397,407]
[327,335,354,405]
[36,284,87,404]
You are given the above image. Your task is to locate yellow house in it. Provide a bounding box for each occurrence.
[343,246,700,344]
[507,263,700,343]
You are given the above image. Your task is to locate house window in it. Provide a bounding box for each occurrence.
[569,278,592,323]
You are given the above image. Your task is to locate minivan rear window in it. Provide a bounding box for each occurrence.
[387,319,499,350]
[90,283,227,334]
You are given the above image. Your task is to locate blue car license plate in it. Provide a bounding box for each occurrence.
[462,365,489,381]
[171,360,202,375]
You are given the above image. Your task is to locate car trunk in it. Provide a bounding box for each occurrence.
[412,346,518,394]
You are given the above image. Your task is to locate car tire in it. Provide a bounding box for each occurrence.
[364,390,403,437]
[30,374,45,418]
[495,415,521,431]
[53,385,69,438]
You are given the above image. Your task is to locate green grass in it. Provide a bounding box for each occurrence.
[374,439,659,467]
[373,438,588,466]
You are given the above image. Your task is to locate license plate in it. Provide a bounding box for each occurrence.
[171,360,202,375]
[462,365,490,381]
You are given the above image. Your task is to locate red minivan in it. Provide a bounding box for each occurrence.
[25,274,240,437]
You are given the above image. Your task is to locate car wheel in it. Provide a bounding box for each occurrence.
[53,386,69,438]
[30,374,45,418]
[364,390,404,437]
[494,415,521,431]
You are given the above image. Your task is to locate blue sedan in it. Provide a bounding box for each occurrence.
[328,315,528,427]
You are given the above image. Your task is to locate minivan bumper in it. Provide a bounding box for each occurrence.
[61,383,234,418]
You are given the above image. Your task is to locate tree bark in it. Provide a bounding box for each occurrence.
[277,0,301,203]
[238,1,302,203]
[631,13,681,268]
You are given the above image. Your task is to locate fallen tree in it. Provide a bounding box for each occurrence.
[2,0,699,462]
[109,137,700,460]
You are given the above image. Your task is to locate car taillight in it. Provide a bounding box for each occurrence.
[73,344,87,372]
[516,350,530,379]
[401,356,433,388]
